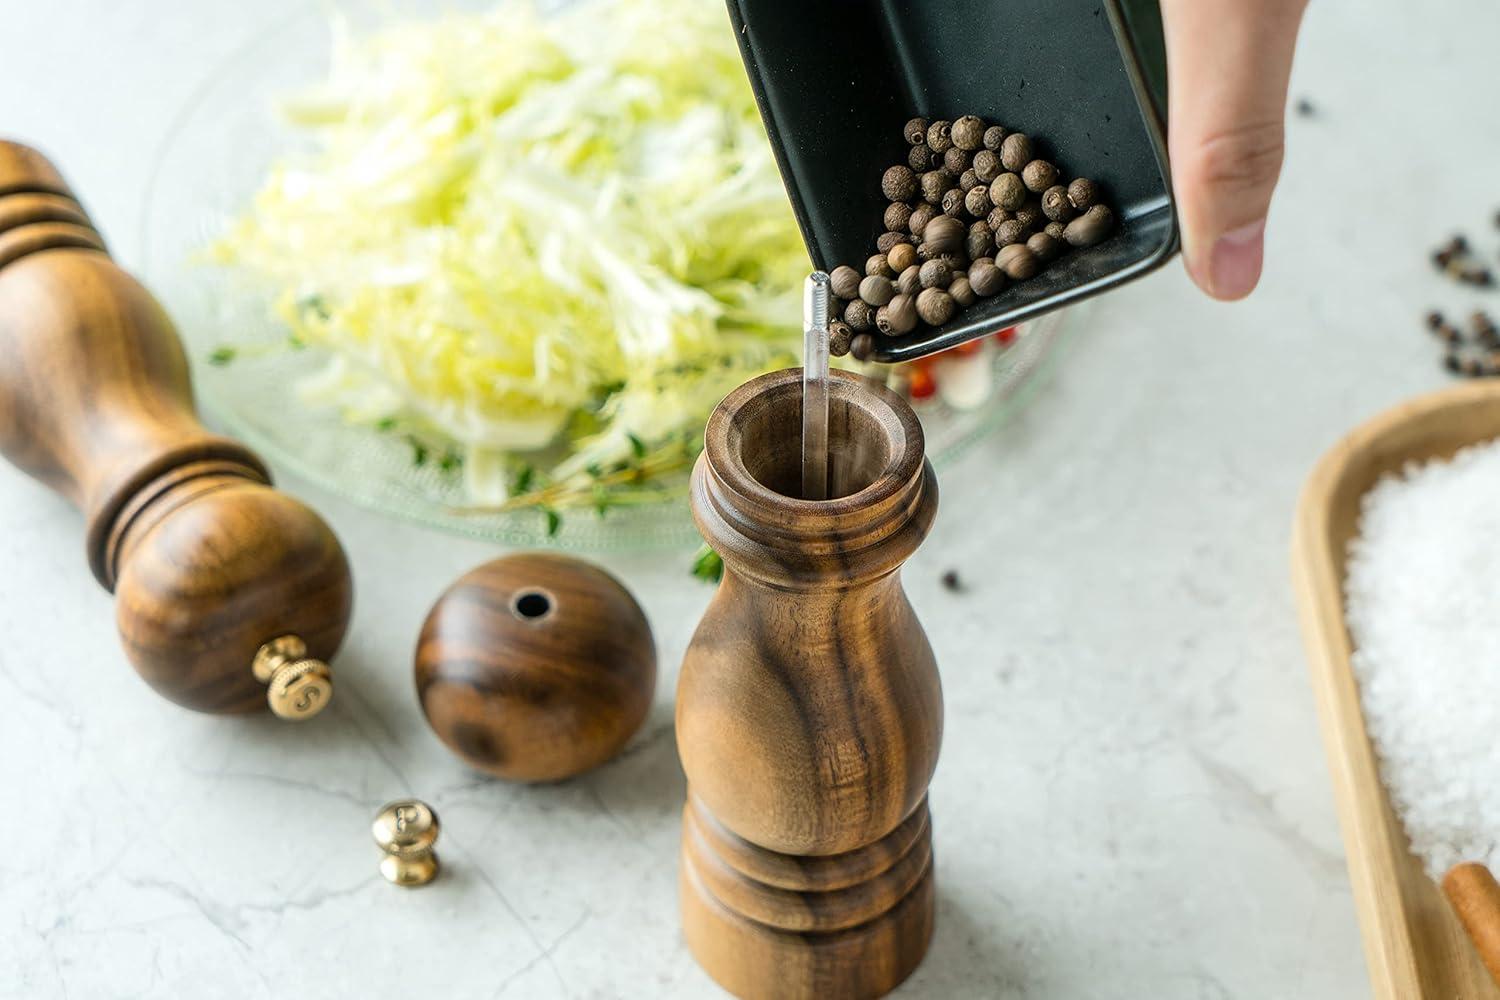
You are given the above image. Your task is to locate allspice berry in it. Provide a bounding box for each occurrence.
[844,299,876,332]
[949,276,977,307]
[966,222,994,261]
[828,320,853,357]
[995,219,1028,247]
[916,287,957,326]
[909,203,938,237]
[876,294,918,336]
[897,264,923,296]
[1041,185,1076,223]
[876,231,910,253]
[1068,177,1097,210]
[830,265,862,300]
[1027,231,1062,262]
[972,149,1002,183]
[904,117,930,145]
[997,243,1039,280]
[882,165,917,202]
[938,252,967,274]
[926,120,954,153]
[1063,204,1115,248]
[849,332,875,361]
[942,188,967,217]
[943,146,971,175]
[909,144,936,172]
[1014,201,1043,231]
[990,172,1027,211]
[1021,159,1058,193]
[965,185,993,218]
[923,215,966,254]
[920,170,951,205]
[919,259,952,289]
[969,259,1006,297]
[1000,133,1033,173]
[888,242,918,274]
[1044,221,1066,240]
[885,202,914,233]
[987,207,1013,231]
[959,169,980,192]
[983,125,1007,151]
[866,253,896,278]
[952,115,986,151]
[859,274,896,307]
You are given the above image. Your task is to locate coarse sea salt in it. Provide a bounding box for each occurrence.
[1345,437,1500,878]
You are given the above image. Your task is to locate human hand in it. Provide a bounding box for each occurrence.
[1160,0,1309,300]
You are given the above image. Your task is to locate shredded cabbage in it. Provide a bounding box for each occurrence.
[211,0,806,507]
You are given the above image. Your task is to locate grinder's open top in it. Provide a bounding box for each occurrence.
[728,0,1178,361]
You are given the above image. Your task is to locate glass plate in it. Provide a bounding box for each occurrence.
[139,1,1073,551]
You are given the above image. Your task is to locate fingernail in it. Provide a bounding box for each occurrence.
[1206,220,1265,300]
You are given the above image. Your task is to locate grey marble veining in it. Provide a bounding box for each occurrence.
[2,0,1495,996]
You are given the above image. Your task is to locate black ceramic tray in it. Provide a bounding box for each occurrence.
[729,0,1177,362]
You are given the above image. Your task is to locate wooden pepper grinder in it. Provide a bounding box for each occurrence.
[0,141,353,719]
[677,368,942,1000]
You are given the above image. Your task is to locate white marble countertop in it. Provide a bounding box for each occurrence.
[2,2,1496,997]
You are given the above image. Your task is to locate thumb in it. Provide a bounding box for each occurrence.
[1160,0,1308,300]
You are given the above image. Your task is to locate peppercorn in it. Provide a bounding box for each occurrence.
[849,332,875,361]
[952,115,986,151]
[1045,220,1067,240]
[1021,160,1058,193]
[877,231,911,254]
[923,215,966,255]
[897,264,923,296]
[1474,311,1499,345]
[943,276,972,308]
[867,253,896,278]
[1014,201,1043,231]
[919,259,952,289]
[909,203,938,237]
[1068,177,1097,211]
[1000,133,1033,173]
[844,299,875,332]
[983,125,1007,152]
[968,259,1006,297]
[1425,310,1446,330]
[1042,185,1076,223]
[920,170,951,205]
[965,185,993,219]
[1462,355,1484,377]
[990,172,1027,211]
[926,120,954,153]
[957,169,979,192]
[860,274,897,307]
[941,569,962,591]
[1444,351,1463,374]
[967,222,994,261]
[942,188,967,217]
[987,207,1013,231]
[903,117,929,144]
[997,243,1039,280]
[971,149,1002,184]
[828,320,853,358]
[830,265,862,300]
[882,165,917,202]
[1027,231,1062,262]
[1463,266,1495,287]
[944,146,971,175]
[908,144,936,172]
[887,242,918,275]
[995,219,1027,247]
[885,202,914,233]
[877,294,918,336]
[916,287,957,326]
[1063,204,1114,248]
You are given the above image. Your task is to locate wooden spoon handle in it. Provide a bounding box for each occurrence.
[1444,862,1500,988]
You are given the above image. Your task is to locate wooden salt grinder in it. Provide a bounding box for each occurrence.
[0,141,353,718]
[677,369,942,1000]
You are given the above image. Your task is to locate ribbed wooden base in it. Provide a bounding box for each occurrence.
[680,797,935,1000]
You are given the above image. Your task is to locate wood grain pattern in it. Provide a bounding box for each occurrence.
[1293,380,1500,1000]
[0,141,352,714]
[678,369,941,999]
[415,552,656,783]
[1443,863,1500,990]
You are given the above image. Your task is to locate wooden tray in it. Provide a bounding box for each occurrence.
[1293,381,1500,999]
